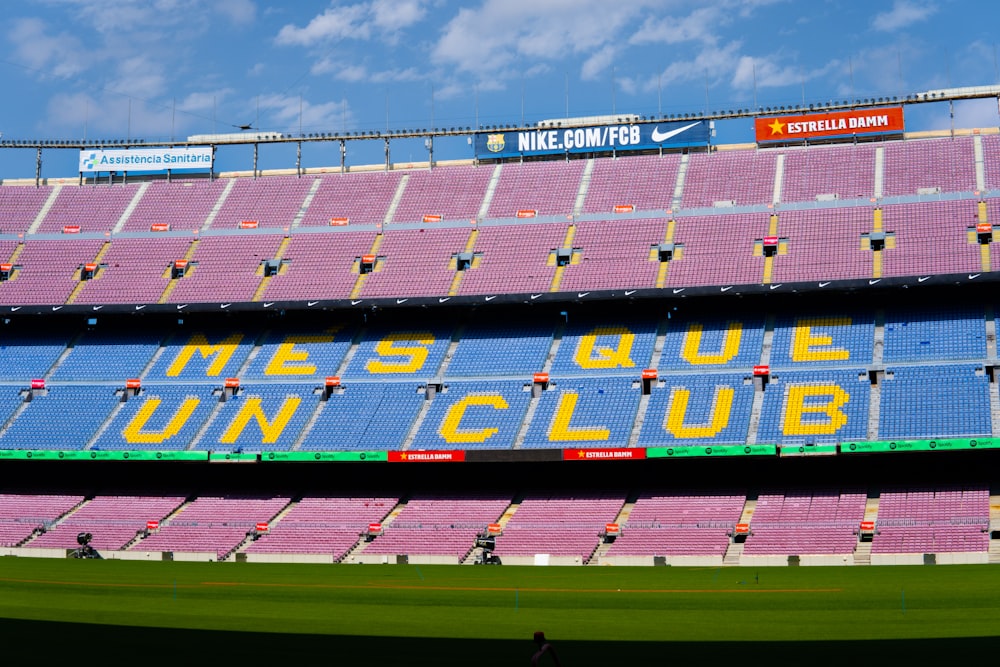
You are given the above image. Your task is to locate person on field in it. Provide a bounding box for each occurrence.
[531,631,562,666]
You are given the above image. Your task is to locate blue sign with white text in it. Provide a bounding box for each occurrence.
[474,120,710,158]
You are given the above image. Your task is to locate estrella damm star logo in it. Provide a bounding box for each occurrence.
[486,133,505,153]
[768,119,786,136]
[577,449,586,458]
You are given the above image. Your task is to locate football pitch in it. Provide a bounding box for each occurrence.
[1,558,998,665]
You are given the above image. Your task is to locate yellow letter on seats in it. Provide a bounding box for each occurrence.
[680,323,742,366]
[122,397,200,444]
[548,393,611,442]
[790,318,852,362]
[573,326,636,369]
[220,396,302,444]
[439,395,508,443]
[664,387,733,439]
[166,333,244,377]
[782,385,849,436]
[366,332,435,374]
[265,329,342,376]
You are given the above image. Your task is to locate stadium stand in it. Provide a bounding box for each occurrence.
[298,382,425,451]
[582,154,680,213]
[872,485,989,557]
[0,494,84,547]
[486,161,585,218]
[742,489,867,556]
[391,165,492,223]
[410,380,531,450]
[298,172,402,227]
[124,178,229,232]
[28,495,186,551]
[681,149,777,208]
[37,184,140,234]
[779,143,876,203]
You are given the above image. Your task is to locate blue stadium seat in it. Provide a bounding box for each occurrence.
[769,313,874,368]
[659,317,765,371]
[638,373,755,445]
[143,329,258,381]
[879,364,991,439]
[51,330,162,381]
[549,319,657,376]
[0,331,73,380]
[195,383,319,452]
[445,323,555,377]
[240,327,356,380]
[522,377,640,448]
[756,369,870,444]
[410,380,531,449]
[340,325,453,380]
[298,382,425,450]
[93,385,218,450]
[883,307,986,362]
[0,386,118,450]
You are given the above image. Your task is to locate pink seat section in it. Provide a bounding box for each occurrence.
[493,493,625,561]
[299,172,402,227]
[364,494,510,559]
[29,495,185,551]
[582,155,680,214]
[72,237,193,305]
[165,234,284,303]
[606,493,745,557]
[0,493,84,547]
[487,161,585,218]
[392,166,492,224]
[360,227,472,298]
[880,201,981,277]
[883,137,976,196]
[558,218,666,291]
[245,496,397,559]
[458,222,567,295]
[261,231,375,301]
[872,486,989,554]
[0,186,53,235]
[123,179,229,232]
[682,150,777,208]
[36,184,141,234]
[780,144,876,203]
[0,239,105,305]
[770,207,873,282]
[743,490,866,555]
[135,495,290,558]
[664,213,768,286]
[209,176,313,230]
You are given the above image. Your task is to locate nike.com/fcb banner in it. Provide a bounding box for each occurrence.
[755,107,904,143]
[79,147,214,173]
[474,120,710,158]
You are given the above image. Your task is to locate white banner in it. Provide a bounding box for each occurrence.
[79,147,213,173]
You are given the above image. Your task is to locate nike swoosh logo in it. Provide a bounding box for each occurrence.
[530,294,542,300]
[176,304,187,310]
[484,296,496,301]
[220,303,231,309]
[439,297,451,303]
[625,290,637,296]
[720,286,733,292]
[134,305,144,310]
[92,305,103,311]
[262,302,274,308]
[969,273,981,279]
[769,284,782,290]
[10,307,20,312]
[396,299,407,304]
[52,306,63,311]
[351,300,362,305]
[651,121,700,143]
[307,301,319,306]
[577,292,590,297]
[818,282,831,287]
[672,288,685,294]
[917,276,930,283]
[869,279,880,285]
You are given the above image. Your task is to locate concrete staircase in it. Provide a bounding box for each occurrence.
[342,498,408,563]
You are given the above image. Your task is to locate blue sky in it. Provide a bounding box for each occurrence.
[1,0,998,178]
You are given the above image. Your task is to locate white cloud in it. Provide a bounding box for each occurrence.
[872,1,937,32]
[581,45,618,81]
[7,17,87,79]
[732,55,841,90]
[629,6,722,46]
[372,0,427,32]
[213,0,257,24]
[275,0,428,46]
[658,41,743,87]
[257,93,351,133]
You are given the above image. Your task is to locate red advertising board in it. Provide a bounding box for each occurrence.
[516,209,537,219]
[755,107,904,143]
[762,236,778,246]
[173,259,188,269]
[368,522,383,534]
[329,217,349,226]
[977,222,992,233]
[30,379,45,390]
[325,376,341,387]
[735,523,750,535]
[613,204,635,214]
[860,520,875,532]
[0,263,13,272]
[487,523,502,534]
[753,365,770,376]
[239,220,259,229]
[224,377,240,388]
[361,254,376,264]
[150,223,170,232]
[641,369,658,380]
[422,214,442,223]
[125,378,141,389]
[605,523,621,535]
[255,522,269,533]
[388,451,466,462]
[146,520,159,531]
[62,225,81,234]
[562,448,647,461]
[533,372,549,384]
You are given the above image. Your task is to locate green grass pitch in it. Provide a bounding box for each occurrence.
[1,558,999,665]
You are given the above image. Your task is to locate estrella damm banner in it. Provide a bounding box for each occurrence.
[473,120,710,158]
[755,107,904,143]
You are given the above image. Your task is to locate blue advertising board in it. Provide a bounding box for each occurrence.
[474,120,709,158]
